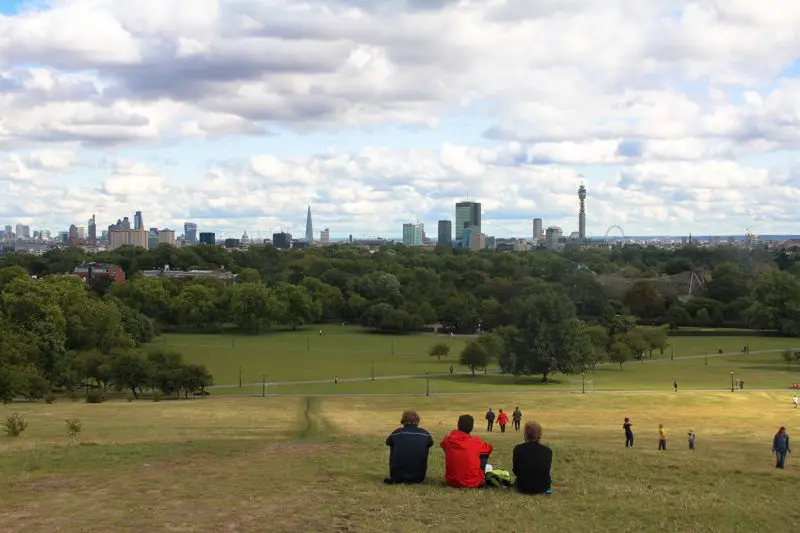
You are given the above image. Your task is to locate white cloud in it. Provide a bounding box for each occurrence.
[0,0,799,236]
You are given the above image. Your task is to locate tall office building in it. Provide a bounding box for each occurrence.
[109,229,148,250]
[199,232,216,245]
[545,226,563,250]
[4,225,11,235]
[305,206,313,243]
[273,232,292,249]
[320,228,330,243]
[88,215,97,244]
[402,223,423,246]
[455,201,481,243]
[578,184,587,242]
[184,222,198,244]
[158,229,176,246]
[533,218,543,242]
[133,211,144,230]
[437,220,452,248]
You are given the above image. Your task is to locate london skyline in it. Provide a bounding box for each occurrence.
[1,1,799,238]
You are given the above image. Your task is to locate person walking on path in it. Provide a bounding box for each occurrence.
[485,408,495,432]
[623,418,634,448]
[688,429,696,451]
[673,381,678,392]
[497,409,509,433]
[773,427,791,469]
[512,407,522,432]
[739,379,744,391]
[658,424,667,451]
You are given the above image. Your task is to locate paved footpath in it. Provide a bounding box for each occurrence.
[210,347,798,391]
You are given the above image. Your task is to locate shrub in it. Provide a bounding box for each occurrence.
[126,392,135,402]
[3,413,28,437]
[44,392,56,404]
[66,388,80,402]
[152,391,163,402]
[65,419,82,443]
[86,391,105,404]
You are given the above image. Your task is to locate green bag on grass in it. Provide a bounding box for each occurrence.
[485,469,513,488]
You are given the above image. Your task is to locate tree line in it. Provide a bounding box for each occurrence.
[2,241,795,334]
[0,266,212,403]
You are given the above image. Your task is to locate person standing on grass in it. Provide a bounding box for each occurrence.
[772,427,791,469]
[512,407,522,432]
[658,424,667,451]
[513,421,553,495]
[485,408,495,432]
[497,409,509,433]
[673,381,678,392]
[623,418,634,448]
[440,414,494,489]
[384,410,434,485]
[688,429,696,451]
[792,395,798,409]
[739,379,744,391]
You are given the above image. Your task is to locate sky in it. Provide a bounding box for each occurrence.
[1,1,800,239]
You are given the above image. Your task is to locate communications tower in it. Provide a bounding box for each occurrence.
[578,183,586,242]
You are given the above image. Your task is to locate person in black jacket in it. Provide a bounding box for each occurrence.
[384,410,434,484]
[513,420,553,495]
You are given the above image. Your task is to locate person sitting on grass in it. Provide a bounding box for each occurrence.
[513,421,553,495]
[440,414,494,489]
[384,410,434,485]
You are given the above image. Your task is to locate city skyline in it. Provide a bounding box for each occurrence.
[1,2,799,237]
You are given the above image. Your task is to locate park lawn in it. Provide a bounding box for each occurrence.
[206,352,800,396]
[2,394,800,532]
[156,327,471,385]
[157,327,800,389]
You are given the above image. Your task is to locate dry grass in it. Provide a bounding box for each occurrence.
[2,394,800,532]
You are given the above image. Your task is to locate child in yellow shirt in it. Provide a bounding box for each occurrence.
[658,424,667,451]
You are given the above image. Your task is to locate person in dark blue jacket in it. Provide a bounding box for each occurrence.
[384,410,434,484]
[773,426,791,469]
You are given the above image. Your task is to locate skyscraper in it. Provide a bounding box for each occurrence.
[305,206,313,242]
[88,215,97,245]
[533,218,543,242]
[578,183,586,242]
[455,201,481,243]
[402,223,423,246]
[184,222,198,244]
[437,220,452,248]
[134,211,144,230]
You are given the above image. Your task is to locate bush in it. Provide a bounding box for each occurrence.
[65,419,82,443]
[152,391,163,402]
[44,392,56,404]
[126,392,135,402]
[3,413,28,437]
[66,388,80,402]
[86,391,105,404]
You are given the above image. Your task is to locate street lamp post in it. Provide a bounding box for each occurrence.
[582,372,585,394]
[705,352,708,366]
[671,345,674,361]
[371,360,375,382]
[262,374,266,398]
[730,372,734,393]
[239,366,243,388]
[426,373,430,397]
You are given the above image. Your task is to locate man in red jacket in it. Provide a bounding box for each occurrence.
[440,414,494,488]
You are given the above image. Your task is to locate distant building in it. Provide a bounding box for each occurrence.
[199,232,216,245]
[533,218,543,242]
[545,226,563,250]
[402,223,423,246]
[320,228,330,243]
[184,222,198,244]
[455,201,481,243]
[71,263,126,285]
[468,232,486,251]
[437,220,452,248]
[157,229,176,246]
[148,228,159,250]
[292,240,309,249]
[133,211,144,230]
[141,265,236,284]
[224,238,241,249]
[305,206,314,243]
[273,232,292,249]
[109,229,148,250]
[485,236,496,250]
[88,215,97,245]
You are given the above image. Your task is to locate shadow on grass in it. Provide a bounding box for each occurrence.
[296,397,339,440]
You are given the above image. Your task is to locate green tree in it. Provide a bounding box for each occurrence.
[173,284,219,332]
[429,343,450,361]
[583,325,609,370]
[665,305,692,330]
[109,352,150,398]
[609,341,632,369]
[230,283,283,334]
[642,326,669,358]
[623,280,663,319]
[460,336,497,376]
[273,283,321,330]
